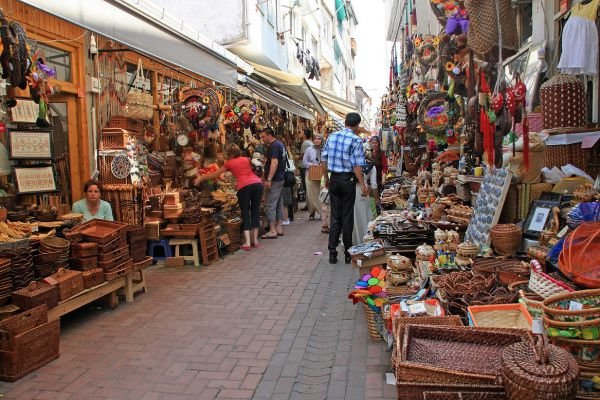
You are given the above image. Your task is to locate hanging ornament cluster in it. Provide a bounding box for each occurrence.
[414,35,440,67]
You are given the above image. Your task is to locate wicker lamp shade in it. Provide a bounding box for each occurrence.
[465,0,519,56]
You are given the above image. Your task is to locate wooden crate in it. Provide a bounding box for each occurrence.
[199,225,219,266]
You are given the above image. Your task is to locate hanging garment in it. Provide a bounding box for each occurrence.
[296,43,304,65]
[558,0,600,75]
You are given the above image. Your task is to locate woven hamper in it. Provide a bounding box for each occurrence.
[540,75,586,130]
[465,0,519,56]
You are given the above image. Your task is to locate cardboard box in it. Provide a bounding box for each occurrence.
[351,254,388,269]
[165,257,185,268]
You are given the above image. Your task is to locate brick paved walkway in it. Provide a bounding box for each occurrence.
[0,213,396,400]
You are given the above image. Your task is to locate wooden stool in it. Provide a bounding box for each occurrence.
[169,238,200,267]
[121,257,152,302]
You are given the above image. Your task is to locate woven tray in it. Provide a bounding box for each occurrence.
[397,381,505,400]
[397,325,528,385]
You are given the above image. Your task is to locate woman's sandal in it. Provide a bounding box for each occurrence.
[261,234,278,239]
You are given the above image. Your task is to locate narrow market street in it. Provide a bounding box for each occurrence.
[0,212,396,400]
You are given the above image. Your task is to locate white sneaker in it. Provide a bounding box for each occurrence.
[282,219,291,226]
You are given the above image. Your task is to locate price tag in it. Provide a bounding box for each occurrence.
[356,259,362,267]
[569,301,584,311]
[532,318,544,334]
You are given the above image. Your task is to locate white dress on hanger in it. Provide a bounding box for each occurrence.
[558,0,600,75]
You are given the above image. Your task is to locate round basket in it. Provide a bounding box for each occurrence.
[490,224,522,256]
[40,236,70,251]
[363,304,382,341]
[501,340,579,400]
[457,241,479,258]
[542,289,600,328]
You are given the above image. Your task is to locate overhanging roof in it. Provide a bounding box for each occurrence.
[243,77,315,120]
[250,63,326,115]
[312,88,358,117]
[21,0,247,88]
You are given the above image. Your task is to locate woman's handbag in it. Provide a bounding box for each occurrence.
[125,59,154,120]
[308,164,324,181]
[284,151,296,187]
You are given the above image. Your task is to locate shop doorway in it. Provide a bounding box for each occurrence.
[48,95,76,205]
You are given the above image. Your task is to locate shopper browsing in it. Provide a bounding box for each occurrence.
[299,128,314,210]
[195,144,264,250]
[259,127,286,239]
[353,145,378,245]
[303,133,324,221]
[322,112,368,264]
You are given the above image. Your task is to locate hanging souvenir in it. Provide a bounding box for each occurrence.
[396,94,407,128]
[417,91,460,136]
[414,35,440,67]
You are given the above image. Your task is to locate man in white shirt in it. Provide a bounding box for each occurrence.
[299,129,313,210]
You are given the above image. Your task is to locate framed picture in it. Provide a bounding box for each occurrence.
[14,165,57,194]
[523,199,560,239]
[10,99,38,123]
[9,130,53,160]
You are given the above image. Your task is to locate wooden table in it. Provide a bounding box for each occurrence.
[48,277,127,321]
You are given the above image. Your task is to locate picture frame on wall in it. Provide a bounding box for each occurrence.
[523,199,560,239]
[8,130,53,160]
[13,165,58,194]
[10,99,39,123]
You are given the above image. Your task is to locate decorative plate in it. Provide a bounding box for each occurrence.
[111,155,132,179]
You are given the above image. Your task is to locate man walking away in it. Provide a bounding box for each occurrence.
[260,127,286,239]
[322,113,368,264]
[299,129,313,210]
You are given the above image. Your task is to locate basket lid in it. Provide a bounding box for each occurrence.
[502,341,579,387]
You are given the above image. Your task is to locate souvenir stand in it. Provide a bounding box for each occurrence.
[350,1,600,399]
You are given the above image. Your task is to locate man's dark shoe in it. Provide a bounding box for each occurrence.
[345,253,351,264]
[329,253,338,264]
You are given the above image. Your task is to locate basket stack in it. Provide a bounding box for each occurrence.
[501,340,579,399]
[223,219,242,253]
[127,226,148,262]
[0,258,11,305]
[1,248,34,292]
[0,304,60,382]
[46,268,84,301]
[542,289,600,398]
[490,224,522,256]
[11,281,59,311]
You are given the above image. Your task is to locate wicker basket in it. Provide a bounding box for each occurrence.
[397,381,505,400]
[11,281,59,311]
[107,116,143,137]
[99,154,131,185]
[490,224,522,256]
[99,128,134,150]
[501,340,579,399]
[392,316,463,375]
[468,304,532,330]
[397,325,528,385]
[363,304,382,341]
[82,268,105,289]
[540,74,586,130]
[465,0,519,56]
[542,289,600,327]
[549,336,600,369]
[48,268,84,301]
[348,239,385,261]
[529,260,574,299]
[0,304,60,382]
[545,142,591,171]
[423,391,507,400]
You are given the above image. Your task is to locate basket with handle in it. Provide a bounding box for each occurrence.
[308,164,324,181]
[500,336,579,399]
[363,304,382,341]
[529,260,575,299]
[125,58,153,120]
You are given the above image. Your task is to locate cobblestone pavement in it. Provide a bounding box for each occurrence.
[0,212,396,400]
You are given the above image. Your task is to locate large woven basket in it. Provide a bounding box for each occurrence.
[363,304,382,341]
[397,381,505,400]
[490,224,522,256]
[501,340,579,399]
[397,325,528,385]
[465,0,519,56]
[540,74,586,130]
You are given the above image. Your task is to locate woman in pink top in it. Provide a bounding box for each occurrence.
[195,144,264,250]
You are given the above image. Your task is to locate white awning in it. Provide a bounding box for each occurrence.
[250,63,326,115]
[21,0,248,88]
[243,77,315,120]
[312,88,358,117]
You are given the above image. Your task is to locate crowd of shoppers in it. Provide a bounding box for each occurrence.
[194,112,385,259]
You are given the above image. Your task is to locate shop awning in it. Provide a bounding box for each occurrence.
[243,77,315,120]
[21,0,248,88]
[250,63,326,115]
[325,107,345,131]
[312,88,359,118]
